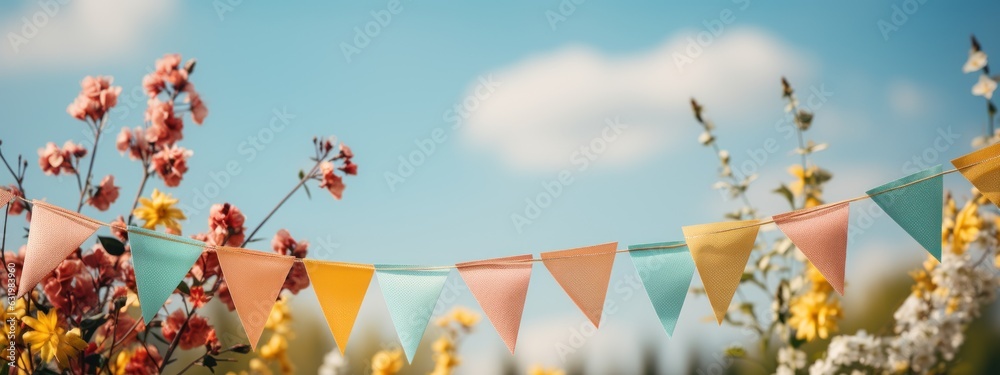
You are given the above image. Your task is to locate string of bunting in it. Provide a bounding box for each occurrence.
[4,142,1000,362]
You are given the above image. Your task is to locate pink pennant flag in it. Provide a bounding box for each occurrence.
[216,246,295,350]
[18,201,101,298]
[773,203,850,295]
[457,254,533,354]
[541,242,617,328]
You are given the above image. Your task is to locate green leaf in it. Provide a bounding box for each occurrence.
[98,236,126,256]
[201,355,218,373]
[176,281,190,295]
[772,184,795,209]
[303,183,312,200]
[80,313,109,342]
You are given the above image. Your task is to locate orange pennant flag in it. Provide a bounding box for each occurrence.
[953,142,1000,207]
[304,260,374,355]
[217,247,295,350]
[457,254,533,354]
[682,220,759,324]
[774,203,850,295]
[18,201,101,298]
[541,242,617,328]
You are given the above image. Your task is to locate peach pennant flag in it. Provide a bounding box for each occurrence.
[953,142,1000,207]
[773,203,850,295]
[682,220,759,324]
[540,242,617,328]
[457,254,533,354]
[18,201,101,298]
[0,188,12,207]
[217,246,295,351]
[304,260,374,356]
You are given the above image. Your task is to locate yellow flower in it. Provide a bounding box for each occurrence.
[265,296,292,333]
[433,336,454,353]
[449,307,481,329]
[788,291,842,342]
[805,262,832,294]
[371,348,405,375]
[21,309,87,368]
[132,189,186,231]
[529,365,566,375]
[788,164,818,196]
[259,334,288,360]
[949,199,982,254]
[910,256,938,299]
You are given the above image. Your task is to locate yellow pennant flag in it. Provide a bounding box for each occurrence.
[953,141,1000,207]
[304,260,374,355]
[682,220,760,324]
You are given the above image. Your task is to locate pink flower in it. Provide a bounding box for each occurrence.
[37,142,73,175]
[142,73,165,97]
[188,286,209,309]
[162,310,214,350]
[86,175,120,211]
[82,242,124,284]
[110,215,128,241]
[156,53,182,73]
[272,229,311,294]
[339,143,354,159]
[216,281,237,311]
[189,249,222,280]
[340,159,358,175]
[208,203,246,247]
[318,161,346,200]
[144,98,184,147]
[117,126,149,160]
[185,86,208,125]
[6,185,25,215]
[42,258,99,316]
[63,140,87,158]
[150,145,192,187]
[121,346,160,375]
[67,76,121,121]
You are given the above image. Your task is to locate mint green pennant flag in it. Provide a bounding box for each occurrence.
[375,265,450,363]
[128,226,206,323]
[628,241,695,337]
[866,165,943,261]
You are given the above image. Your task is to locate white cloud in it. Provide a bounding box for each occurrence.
[460,28,814,171]
[1,0,175,71]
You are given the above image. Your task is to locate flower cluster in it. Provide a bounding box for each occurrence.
[964,35,1000,147]
[430,306,481,375]
[66,76,121,122]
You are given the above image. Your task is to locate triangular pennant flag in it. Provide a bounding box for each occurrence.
[127,226,207,323]
[627,241,695,337]
[216,247,294,350]
[375,265,450,363]
[773,203,850,295]
[457,254,533,354]
[304,260,374,356]
[682,220,759,324]
[540,242,617,328]
[18,201,100,297]
[866,165,943,261]
[0,188,12,207]
[954,142,1000,207]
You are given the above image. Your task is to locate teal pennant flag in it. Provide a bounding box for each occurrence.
[375,265,450,363]
[866,165,943,261]
[128,226,207,323]
[628,241,695,337]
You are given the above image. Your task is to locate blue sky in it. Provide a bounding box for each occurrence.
[2,0,999,372]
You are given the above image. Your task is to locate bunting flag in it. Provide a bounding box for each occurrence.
[774,203,850,295]
[540,242,617,328]
[375,265,450,363]
[18,201,101,298]
[304,260,374,356]
[866,165,943,261]
[457,254,533,354]
[217,247,295,350]
[0,188,12,207]
[628,242,695,337]
[953,141,1000,207]
[128,226,208,323]
[682,220,759,324]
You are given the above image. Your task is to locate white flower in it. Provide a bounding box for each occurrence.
[318,349,348,375]
[972,74,997,99]
[778,347,806,369]
[698,131,715,145]
[964,50,988,73]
